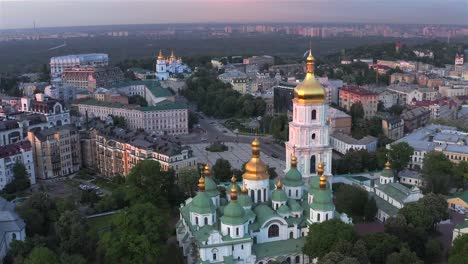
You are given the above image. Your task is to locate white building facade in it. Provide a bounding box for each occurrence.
[0,141,36,190]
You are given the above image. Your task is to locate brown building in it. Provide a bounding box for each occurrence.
[327,107,352,135]
[390,73,415,84]
[339,85,378,118]
[27,125,81,179]
[400,107,431,133]
[382,116,404,140]
[62,66,124,92]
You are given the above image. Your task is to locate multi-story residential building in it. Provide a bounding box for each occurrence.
[0,197,26,260]
[411,99,457,120]
[273,82,297,114]
[50,53,109,77]
[27,126,81,179]
[76,99,188,135]
[339,85,378,118]
[19,82,49,97]
[330,133,378,155]
[398,170,425,187]
[20,94,70,127]
[94,88,129,105]
[327,107,352,135]
[0,121,23,146]
[378,90,399,109]
[390,73,415,84]
[317,77,343,104]
[391,124,468,169]
[382,116,404,140]
[400,107,431,133]
[44,83,75,103]
[387,84,419,105]
[0,141,36,190]
[81,125,197,177]
[61,66,124,92]
[439,83,468,98]
[231,77,248,94]
[218,70,248,84]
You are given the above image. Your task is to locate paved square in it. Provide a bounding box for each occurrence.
[190,142,286,176]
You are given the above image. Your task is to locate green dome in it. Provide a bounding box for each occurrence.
[205,177,219,197]
[310,188,335,211]
[238,193,252,208]
[308,176,330,195]
[271,189,288,202]
[277,204,291,216]
[221,200,246,225]
[289,200,303,212]
[191,192,216,214]
[284,167,303,187]
[381,167,393,178]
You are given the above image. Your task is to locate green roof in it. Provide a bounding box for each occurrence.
[381,168,393,178]
[107,80,173,98]
[375,182,411,203]
[277,204,291,216]
[191,191,216,214]
[371,193,399,216]
[221,200,246,225]
[448,190,468,203]
[204,177,219,197]
[238,193,252,208]
[288,199,303,212]
[252,205,276,230]
[284,167,303,187]
[310,188,335,211]
[271,189,288,202]
[308,176,330,196]
[139,100,187,111]
[253,237,306,259]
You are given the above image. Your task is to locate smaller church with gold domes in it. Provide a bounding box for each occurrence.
[155,49,191,80]
[176,49,339,264]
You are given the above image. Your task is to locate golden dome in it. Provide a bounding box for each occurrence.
[230,184,238,200]
[385,160,391,170]
[204,163,211,177]
[157,50,164,60]
[291,153,297,167]
[170,50,175,59]
[294,49,326,104]
[198,176,205,191]
[241,184,248,194]
[243,138,269,181]
[318,162,326,189]
[277,179,283,190]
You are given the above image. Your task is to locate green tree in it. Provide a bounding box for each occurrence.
[99,203,169,263]
[384,214,427,257]
[212,158,232,182]
[386,246,423,264]
[363,197,378,221]
[387,142,414,174]
[454,161,468,186]
[111,115,126,128]
[80,190,100,207]
[6,236,48,264]
[350,102,364,125]
[362,232,400,264]
[424,239,442,263]
[125,160,180,208]
[449,234,468,264]
[188,112,199,129]
[334,184,369,221]
[128,95,148,107]
[320,252,360,264]
[3,162,31,194]
[55,210,89,255]
[422,151,453,194]
[25,247,59,264]
[399,193,448,233]
[59,253,87,264]
[17,192,56,236]
[178,168,200,197]
[303,219,357,259]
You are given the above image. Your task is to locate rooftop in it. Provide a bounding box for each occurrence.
[107,80,173,98]
[331,132,377,145]
[0,141,32,159]
[253,237,305,259]
[375,182,414,203]
[328,107,351,119]
[448,190,468,203]
[340,85,377,96]
[75,98,186,112]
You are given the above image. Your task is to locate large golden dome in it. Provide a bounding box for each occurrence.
[243,138,269,181]
[157,49,164,60]
[294,50,326,104]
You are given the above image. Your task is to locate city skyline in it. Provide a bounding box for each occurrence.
[1,0,467,30]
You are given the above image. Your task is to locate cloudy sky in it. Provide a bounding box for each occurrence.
[1,0,467,29]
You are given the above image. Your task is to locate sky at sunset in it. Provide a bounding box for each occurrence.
[1,0,467,29]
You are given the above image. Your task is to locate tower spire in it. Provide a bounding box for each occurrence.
[318,162,326,189]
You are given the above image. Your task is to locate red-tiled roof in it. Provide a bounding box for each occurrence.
[340,85,377,96]
[0,141,31,159]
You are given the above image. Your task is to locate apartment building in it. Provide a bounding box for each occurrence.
[400,107,431,133]
[382,116,404,140]
[62,66,124,92]
[27,126,81,179]
[339,85,378,118]
[81,125,197,177]
[0,141,36,190]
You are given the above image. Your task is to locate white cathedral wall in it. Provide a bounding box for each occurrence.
[256,218,288,243]
[244,179,270,203]
[220,223,245,238]
[284,186,302,200]
[190,212,216,227]
[200,242,254,263]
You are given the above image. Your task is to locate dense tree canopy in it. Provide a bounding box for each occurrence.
[422,151,456,194]
[99,203,169,263]
[24,247,59,264]
[3,162,31,194]
[177,168,200,197]
[333,183,376,222]
[449,234,468,264]
[387,142,414,174]
[212,158,232,182]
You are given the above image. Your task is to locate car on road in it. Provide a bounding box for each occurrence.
[201,138,207,141]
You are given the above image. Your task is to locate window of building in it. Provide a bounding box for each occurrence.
[290,231,294,239]
[195,217,198,225]
[257,189,262,202]
[268,224,279,238]
[312,133,316,140]
[227,227,230,235]
[312,110,317,120]
[204,217,208,225]
[317,213,321,221]
[213,253,217,260]
[236,228,239,236]
[310,155,316,174]
[295,256,300,263]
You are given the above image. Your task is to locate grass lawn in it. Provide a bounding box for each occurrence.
[87,213,117,236]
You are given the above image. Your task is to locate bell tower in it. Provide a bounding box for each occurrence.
[285,49,333,183]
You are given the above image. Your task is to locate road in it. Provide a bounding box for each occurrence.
[178,109,286,161]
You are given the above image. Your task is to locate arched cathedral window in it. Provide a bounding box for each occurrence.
[310,155,316,174]
[311,110,317,120]
[268,224,279,238]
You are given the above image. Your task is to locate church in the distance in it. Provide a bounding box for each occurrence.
[176,50,337,264]
[155,49,191,80]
